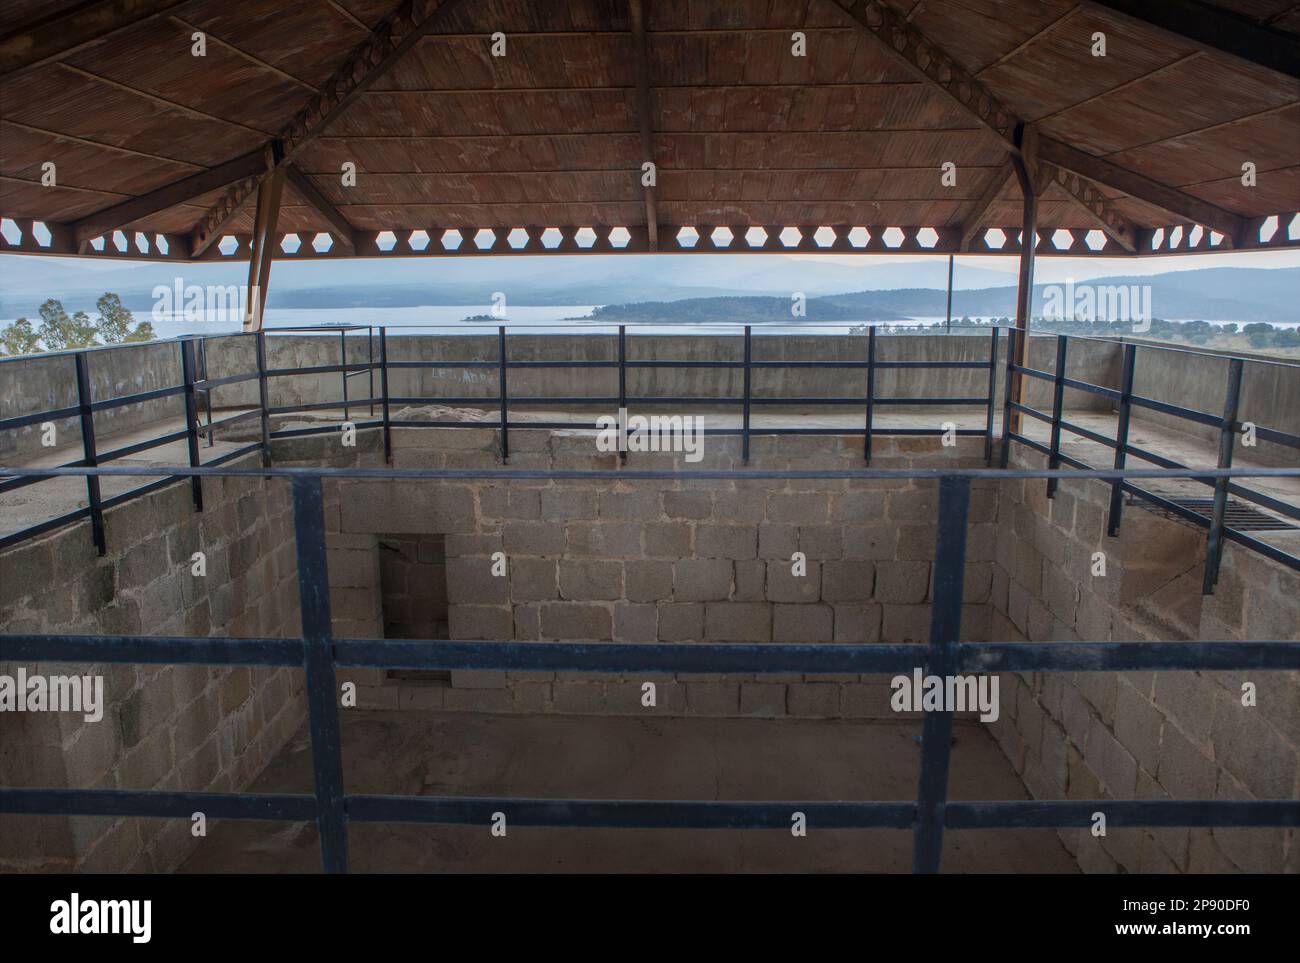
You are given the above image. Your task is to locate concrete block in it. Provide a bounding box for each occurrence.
[624,560,673,602]
[832,604,882,643]
[566,521,641,556]
[644,522,691,557]
[788,683,840,718]
[766,559,821,603]
[757,523,799,559]
[558,559,622,601]
[731,559,765,601]
[694,524,757,559]
[663,490,712,519]
[1113,677,1164,776]
[821,559,875,603]
[540,602,611,641]
[773,604,833,642]
[540,487,597,520]
[445,556,509,604]
[509,557,558,602]
[502,522,565,556]
[882,605,929,643]
[614,602,658,642]
[740,682,786,717]
[872,560,928,604]
[657,603,703,641]
[598,489,661,520]
[704,603,770,642]
[1087,717,1137,799]
[686,682,739,716]
[448,604,513,640]
[673,559,732,601]
[767,493,828,525]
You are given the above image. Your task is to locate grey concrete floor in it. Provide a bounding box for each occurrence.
[179,710,1078,873]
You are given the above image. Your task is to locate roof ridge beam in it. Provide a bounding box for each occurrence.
[189,0,472,257]
[1086,0,1300,81]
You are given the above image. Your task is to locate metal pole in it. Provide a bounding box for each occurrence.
[1106,343,1137,537]
[742,325,752,465]
[498,325,510,463]
[1203,358,1244,594]
[179,340,204,512]
[339,330,349,423]
[367,325,375,417]
[912,475,970,874]
[73,352,105,555]
[255,332,272,469]
[618,324,628,463]
[864,326,876,463]
[983,327,999,466]
[945,254,954,332]
[290,475,349,874]
[998,327,1017,469]
[199,337,214,448]
[379,327,392,464]
[1046,334,1068,498]
[1009,129,1037,437]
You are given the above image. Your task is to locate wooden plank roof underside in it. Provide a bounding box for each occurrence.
[0,0,1296,245]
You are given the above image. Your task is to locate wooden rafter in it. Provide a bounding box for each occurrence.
[0,0,188,81]
[1087,0,1300,81]
[959,163,1014,251]
[69,148,271,248]
[285,164,357,252]
[245,168,285,331]
[189,0,471,257]
[823,0,1245,249]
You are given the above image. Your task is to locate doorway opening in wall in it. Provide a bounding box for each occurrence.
[378,534,451,683]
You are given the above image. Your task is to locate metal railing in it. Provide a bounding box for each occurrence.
[3,324,1297,589]
[998,331,1300,591]
[1,463,1297,874]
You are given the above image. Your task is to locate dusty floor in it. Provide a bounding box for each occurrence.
[179,710,1077,873]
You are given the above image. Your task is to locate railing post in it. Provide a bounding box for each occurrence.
[367,324,376,418]
[497,325,510,463]
[1046,334,1068,498]
[913,475,970,874]
[742,325,752,465]
[379,327,392,464]
[255,332,272,468]
[73,352,105,556]
[290,475,349,874]
[998,327,1017,469]
[339,330,350,423]
[199,337,214,448]
[1106,343,1137,537]
[983,327,999,466]
[618,324,628,463]
[864,326,876,463]
[1203,358,1244,594]
[178,340,204,512]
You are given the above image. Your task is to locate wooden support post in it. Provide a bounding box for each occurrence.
[244,167,285,332]
[1009,128,1038,436]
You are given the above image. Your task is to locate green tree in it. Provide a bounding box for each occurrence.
[37,299,97,350]
[0,317,41,356]
[95,292,134,342]
[124,320,156,343]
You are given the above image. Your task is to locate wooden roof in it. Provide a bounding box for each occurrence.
[0,0,1297,259]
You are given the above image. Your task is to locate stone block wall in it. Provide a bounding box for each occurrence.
[0,453,307,872]
[986,450,1300,873]
[326,425,998,719]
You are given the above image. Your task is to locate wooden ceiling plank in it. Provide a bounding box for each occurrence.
[0,0,189,81]
[0,118,206,171]
[823,0,1242,244]
[168,15,320,92]
[190,0,475,256]
[285,163,357,250]
[1086,0,1300,80]
[69,147,270,246]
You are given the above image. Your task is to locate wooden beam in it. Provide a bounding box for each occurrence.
[959,163,1015,251]
[628,0,659,251]
[190,0,470,257]
[1038,162,1137,253]
[245,168,285,332]
[284,164,356,252]
[826,0,1244,246]
[1087,0,1300,81]
[69,149,270,246]
[0,0,188,81]
[1037,138,1248,243]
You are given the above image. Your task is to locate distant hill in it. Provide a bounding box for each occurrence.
[583,267,1300,324]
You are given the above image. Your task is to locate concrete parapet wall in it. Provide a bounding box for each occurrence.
[987,447,1300,874]
[0,452,308,872]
